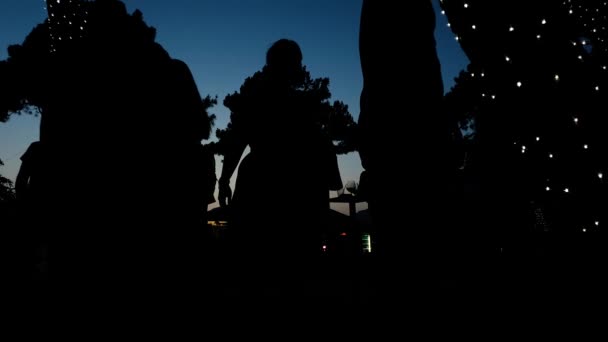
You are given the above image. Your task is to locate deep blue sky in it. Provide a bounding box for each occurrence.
[0,0,468,212]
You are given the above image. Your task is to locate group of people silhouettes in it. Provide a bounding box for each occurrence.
[8,0,454,302]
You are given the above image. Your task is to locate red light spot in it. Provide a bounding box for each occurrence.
[340,232,347,237]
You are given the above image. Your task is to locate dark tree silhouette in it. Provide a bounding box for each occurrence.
[441,0,608,236]
[213,68,357,156]
[0,159,15,203]
[0,0,218,292]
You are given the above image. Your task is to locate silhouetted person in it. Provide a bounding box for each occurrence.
[218,39,342,293]
[358,1,454,294]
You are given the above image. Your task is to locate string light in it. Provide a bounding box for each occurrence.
[442,0,606,232]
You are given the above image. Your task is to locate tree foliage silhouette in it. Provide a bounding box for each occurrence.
[0,159,15,203]
[213,67,357,156]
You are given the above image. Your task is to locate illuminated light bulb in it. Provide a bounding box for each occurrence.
[596,221,600,226]
[491,95,496,99]
[546,186,551,191]
[596,86,600,91]
[505,56,511,62]
[472,25,476,30]
[542,19,547,24]
[564,188,570,193]
[536,137,540,141]
[517,81,522,87]
[599,173,604,179]
[583,228,587,232]
[464,3,469,8]
[481,73,485,77]
[584,144,589,149]
[555,74,560,81]
[579,55,583,60]
[537,34,542,39]
[455,36,459,41]
[509,26,515,32]
[574,117,579,123]
[441,10,445,15]
[549,153,554,159]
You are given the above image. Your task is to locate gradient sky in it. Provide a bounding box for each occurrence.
[0,0,468,213]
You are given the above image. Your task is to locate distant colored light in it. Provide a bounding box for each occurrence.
[340,232,347,237]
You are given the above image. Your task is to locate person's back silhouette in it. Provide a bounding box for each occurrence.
[218,39,342,291]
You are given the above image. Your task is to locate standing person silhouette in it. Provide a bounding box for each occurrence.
[218,39,342,295]
[358,0,452,296]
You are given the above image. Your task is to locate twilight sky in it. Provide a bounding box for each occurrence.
[0,0,468,213]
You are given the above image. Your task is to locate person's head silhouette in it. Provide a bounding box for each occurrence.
[265,39,303,86]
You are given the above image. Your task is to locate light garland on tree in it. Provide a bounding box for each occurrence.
[441,0,607,232]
